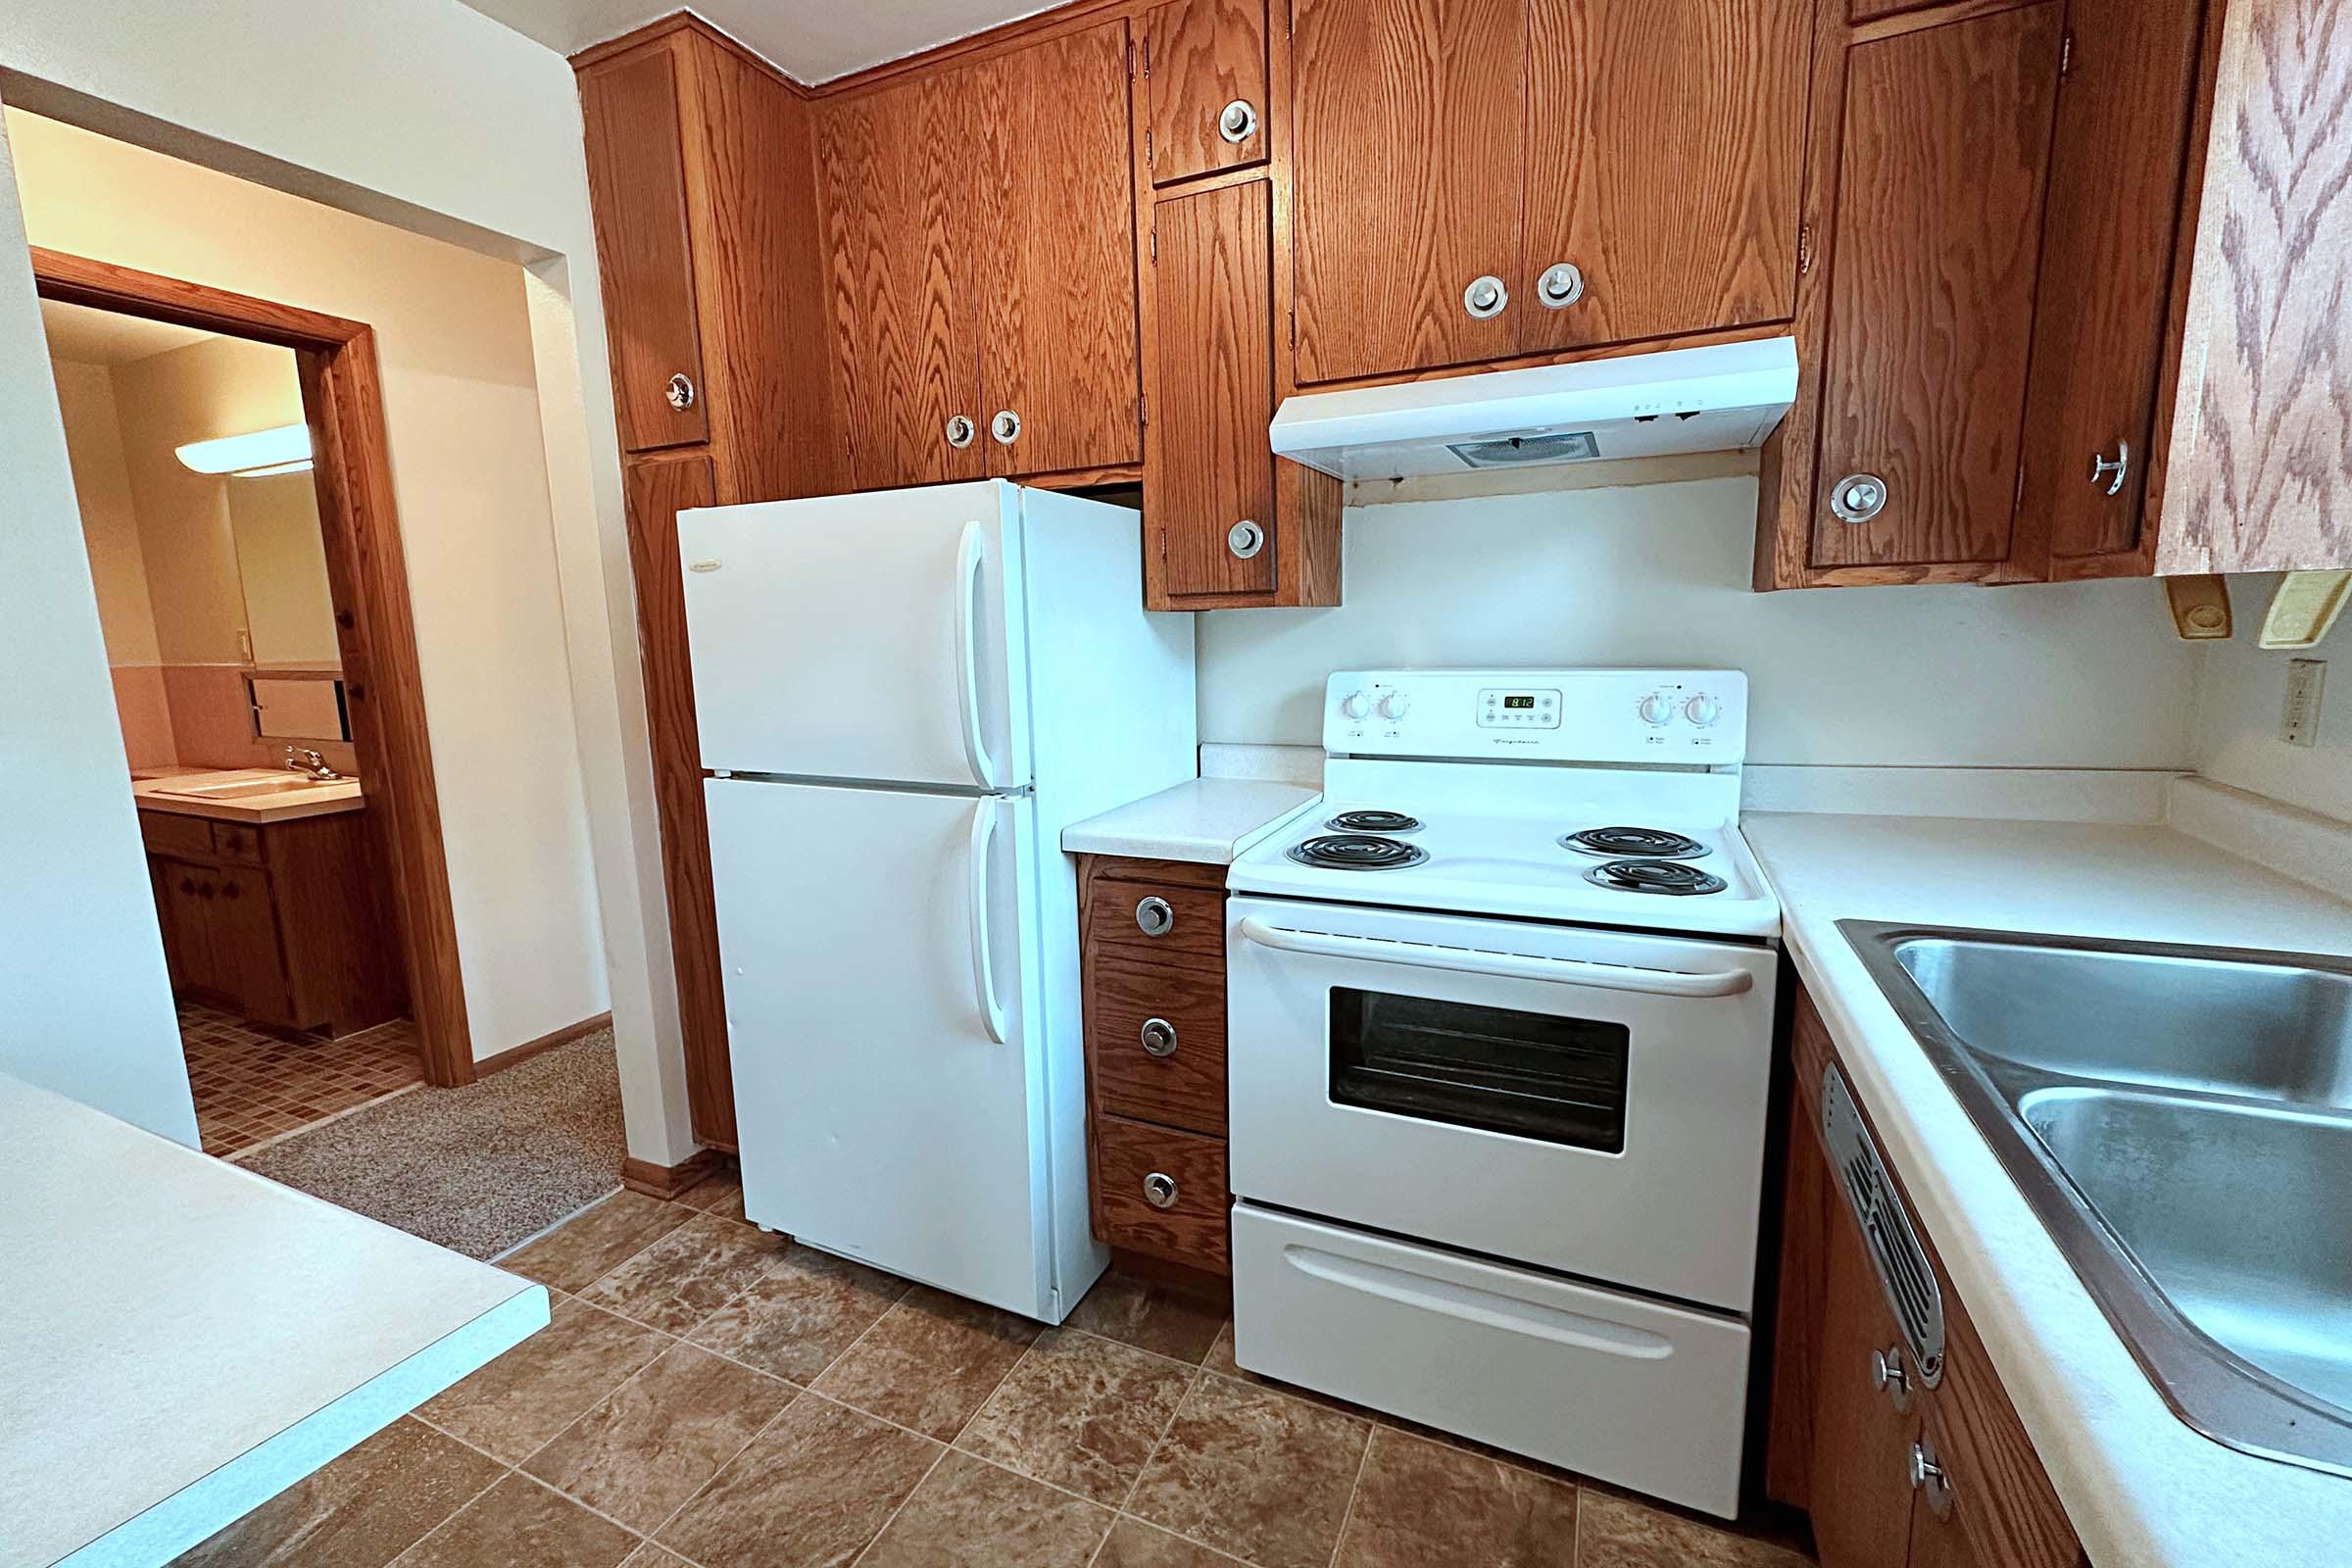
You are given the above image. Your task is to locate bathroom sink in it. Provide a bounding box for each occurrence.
[1844,920,2352,1478]
[150,771,342,801]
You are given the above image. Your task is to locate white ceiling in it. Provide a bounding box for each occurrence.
[41,299,218,367]
[458,0,1055,83]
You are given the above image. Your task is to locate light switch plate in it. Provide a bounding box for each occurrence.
[2283,659,2326,748]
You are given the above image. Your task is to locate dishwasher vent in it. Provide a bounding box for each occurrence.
[1824,1063,1945,1387]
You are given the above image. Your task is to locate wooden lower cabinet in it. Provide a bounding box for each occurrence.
[1774,989,2082,1568]
[1078,855,1234,1277]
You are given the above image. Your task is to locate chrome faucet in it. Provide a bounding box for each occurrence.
[284,746,341,781]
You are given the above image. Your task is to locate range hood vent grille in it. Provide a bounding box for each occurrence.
[1447,431,1600,468]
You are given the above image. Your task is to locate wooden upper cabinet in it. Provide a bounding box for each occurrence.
[1808,3,2064,569]
[1144,0,1270,186]
[969,21,1143,479]
[816,73,988,492]
[1291,0,1526,382]
[580,48,710,453]
[1518,0,1811,354]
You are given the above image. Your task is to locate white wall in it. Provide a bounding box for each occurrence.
[0,0,695,1159]
[0,118,198,1145]
[1200,476,2203,769]
[2193,575,2352,823]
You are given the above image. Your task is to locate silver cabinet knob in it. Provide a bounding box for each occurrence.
[1537,262,1586,309]
[1829,472,1888,524]
[665,371,697,411]
[1871,1345,1912,1411]
[946,414,976,449]
[1909,1438,1954,1518]
[1218,99,1258,143]
[1134,896,1174,937]
[1140,1017,1178,1057]
[1143,1172,1179,1209]
[990,410,1022,445]
[1463,274,1508,319]
[1227,519,1265,560]
[2090,440,2131,497]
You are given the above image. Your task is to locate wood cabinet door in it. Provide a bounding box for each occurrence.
[2015,0,2208,571]
[1147,180,1278,600]
[1290,0,1526,382]
[1145,0,1270,186]
[580,46,711,454]
[816,73,988,492]
[624,451,736,1150]
[156,858,217,995]
[210,868,294,1027]
[1810,1187,1920,1568]
[970,21,1143,478]
[1808,3,2065,569]
[1518,0,1811,354]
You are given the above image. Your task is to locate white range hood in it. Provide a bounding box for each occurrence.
[1269,336,1797,481]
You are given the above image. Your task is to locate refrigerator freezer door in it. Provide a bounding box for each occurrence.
[678,483,1028,788]
[705,776,1054,1317]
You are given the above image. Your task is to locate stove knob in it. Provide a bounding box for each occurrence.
[1637,694,1675,726]
[1685,694,1722,728]
[1340,690,1371,720]
[1377,691,1411,721]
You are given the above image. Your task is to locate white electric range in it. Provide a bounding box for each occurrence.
[1224,668,1781,1519]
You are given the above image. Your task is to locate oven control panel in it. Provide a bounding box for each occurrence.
[1327,668,1747,764]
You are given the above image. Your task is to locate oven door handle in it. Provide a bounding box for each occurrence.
[1235,917,1755,999]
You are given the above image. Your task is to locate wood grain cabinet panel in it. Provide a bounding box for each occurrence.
[1808,1166,1919,1568]
[817,72,989,493]
[1085,876,1228,972]
[579,48,710,454]
[1808,3,2065,569]
[1144,0,1270,185]
[1518,0,1812,355]
[1094,1111,1232,1269]
[1290,0,1527,382]
[1088,951,1229,1136]
[970,20,1143,479]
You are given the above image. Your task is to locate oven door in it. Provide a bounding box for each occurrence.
[1227,895,1779,1312]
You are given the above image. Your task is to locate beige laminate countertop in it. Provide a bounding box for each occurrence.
[1061,778,1320,865]
[1743,811,2352,1568]
[131,771,366,825]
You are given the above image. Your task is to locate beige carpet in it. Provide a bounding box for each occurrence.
[237,1031,625,1259]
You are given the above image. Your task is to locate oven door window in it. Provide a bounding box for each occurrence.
[1329,988,1629,1152]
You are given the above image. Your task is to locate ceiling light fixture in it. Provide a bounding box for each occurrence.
[173,422,312,476]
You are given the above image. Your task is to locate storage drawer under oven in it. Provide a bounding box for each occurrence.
[1232,1202,1749,1518]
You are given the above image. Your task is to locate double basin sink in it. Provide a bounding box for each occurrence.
[1845,921,2352,1478]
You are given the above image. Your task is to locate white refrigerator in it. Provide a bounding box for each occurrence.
[677,480,1196,1322]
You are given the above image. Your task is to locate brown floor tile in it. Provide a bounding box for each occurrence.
[1093,1518,1247,1568]
[678,1167,747,1221]
[686,1244,907,1384]
[620,1548,697,1568]
[502,1192,695,1294]
[582,1212,788,1333]
[416,1297,669,1462]
[956,1329,1195,1504]
[1578,1492,1814,1567]
[1062,1270,1229,1364]
[1200,1326,1386,1420]
[1333,1426,1577,1568]
[809,1286,1041,1440]
[396,1474,637,1568]
[658,1396,942,1568]
[858,1450,1112,1568]
[169,1418,501,1567]
[1124,1373,1371,1568]
[522,1344,796,1531]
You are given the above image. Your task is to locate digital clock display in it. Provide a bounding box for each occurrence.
[1503,695,1536,710]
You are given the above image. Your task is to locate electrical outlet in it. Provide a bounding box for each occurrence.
[2283,659,2327,748]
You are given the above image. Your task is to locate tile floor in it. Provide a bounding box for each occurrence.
[180,999,424,1156]
[172,1168,1817,1567]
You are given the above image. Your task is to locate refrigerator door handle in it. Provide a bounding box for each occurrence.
[968,798,1010,1044]
[954,521,1003,791]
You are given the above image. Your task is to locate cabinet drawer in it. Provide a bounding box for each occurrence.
[210,821,266,865]
[138,809,215,861]
[1086,878,1225,972]
[1090,952,1227,1136]
[1094,1111,1230,1272]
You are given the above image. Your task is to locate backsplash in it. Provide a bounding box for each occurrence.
[2193,576,2351,824]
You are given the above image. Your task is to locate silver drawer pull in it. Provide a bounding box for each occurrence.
[946,414,976,449]
[1227,519,1265,560]
[1134,896,1175,937]
[1910,1438,1954,1517]
[1829,472,1887,524]
[1462,274,1508,319]
[1140,1017,1178,1057]
[665,371,697,411]
[1143,1172,1179,1209]
[2089,440,2131,497]
[991,409,1022,445]
[1537,262,1586,309]
[1218,99,1258,143]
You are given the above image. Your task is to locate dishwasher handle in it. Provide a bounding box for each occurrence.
[1235,917,1755,999]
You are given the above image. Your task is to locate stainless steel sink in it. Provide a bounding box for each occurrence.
[1844,921,2352,1478]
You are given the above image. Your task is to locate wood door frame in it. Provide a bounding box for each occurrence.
[34,247,477,1087]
